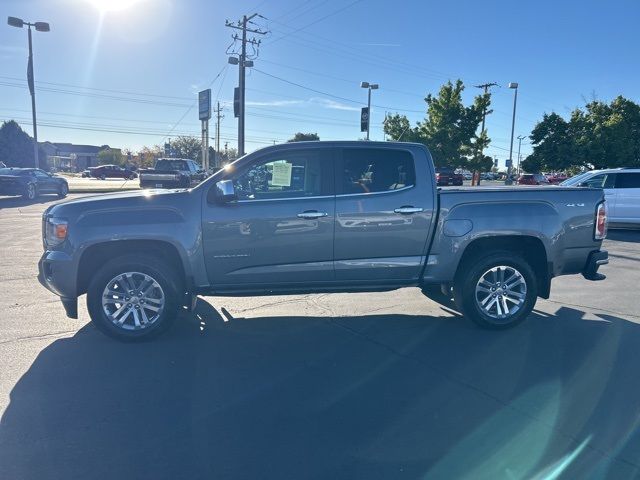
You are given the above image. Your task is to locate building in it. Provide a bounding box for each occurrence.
[39,142,110,172]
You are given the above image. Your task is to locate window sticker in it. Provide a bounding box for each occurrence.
[271,161,293,187]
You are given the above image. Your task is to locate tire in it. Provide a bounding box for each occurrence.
[99,174,106,180]
[86,254,181,341]
[453,251,537,329]
[58,183,68,198]
[23,183,37,200]
[128,174,136,180]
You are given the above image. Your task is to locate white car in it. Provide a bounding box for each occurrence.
[562,168,640,226]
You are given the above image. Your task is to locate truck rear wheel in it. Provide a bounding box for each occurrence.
[453,251,537,329]
[86,255,180,341]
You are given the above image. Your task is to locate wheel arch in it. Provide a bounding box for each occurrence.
[454,235,551,298]
[77,240,188,296]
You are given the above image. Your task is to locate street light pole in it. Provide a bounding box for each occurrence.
[7,17,50,169]
[360,82,379,141]
[516,135,526,175]
[506,82,519,185]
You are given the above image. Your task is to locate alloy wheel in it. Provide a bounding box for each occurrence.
[474,265,527,321]
[101,271,165,331]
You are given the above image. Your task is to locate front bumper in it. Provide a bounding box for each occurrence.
[582,250,609,280]
[38,250,78,318]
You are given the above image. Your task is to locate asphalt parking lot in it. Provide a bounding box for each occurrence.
[1,193,639,479]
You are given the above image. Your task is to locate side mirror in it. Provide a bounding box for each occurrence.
[215,180,237,203]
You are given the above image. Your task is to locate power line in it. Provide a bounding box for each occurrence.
[266,0,365,45]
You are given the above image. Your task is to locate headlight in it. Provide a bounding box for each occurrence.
[45,217,68,247]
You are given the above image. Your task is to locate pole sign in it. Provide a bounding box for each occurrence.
[164,143,171,156]
[199,89,212,121]
[360,107,369,132]
[505,159,513,168]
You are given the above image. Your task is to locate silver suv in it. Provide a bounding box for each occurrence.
[562,168,640,226]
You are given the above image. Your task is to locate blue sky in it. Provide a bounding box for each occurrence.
[1,0,639,167]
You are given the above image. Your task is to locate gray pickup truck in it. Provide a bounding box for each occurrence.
[38,141,609,340]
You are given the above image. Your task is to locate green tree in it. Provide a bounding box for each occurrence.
[170,136,202,161]
[288,132,320,142]
[528,96,640,171]
[384,80,490,172]
[97,148,124,165]
[521,154,544,173]
[0,120,36,168]
[383,114,419,142]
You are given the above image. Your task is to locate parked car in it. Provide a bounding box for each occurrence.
[518,173,550,185]
[546,173,568,184]
[561,168,640,226]
[435,167,463,186]
[139,158,206,189]
[38,141,608,341]
[81,169,91,178]
[462,172,473,181]
[88,164,137,180]
[0,167,68,200]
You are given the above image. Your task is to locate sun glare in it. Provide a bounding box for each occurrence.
[85,0,142,12]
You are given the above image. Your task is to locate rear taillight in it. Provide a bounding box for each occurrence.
[595,201,608,240]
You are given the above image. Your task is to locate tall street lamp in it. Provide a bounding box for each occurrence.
[7,16,50,169]
[360,81,378,140]
[506,82,519,185]
[516,135,526,175]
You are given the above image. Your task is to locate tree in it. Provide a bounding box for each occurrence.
[170,136,202,161]
[137,145,162,168]
[288,132,319,142]
[97,148,124,165]
[384,80,490,172]
[521,154,544,173]
[383,114,419,142]
[0,120,36,168]
[528,96,640,171]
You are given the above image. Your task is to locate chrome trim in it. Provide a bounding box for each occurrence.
[237,194,334,203]
[596,259,609,266]
[335,184,415,198]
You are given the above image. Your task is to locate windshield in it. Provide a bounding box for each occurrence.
[561,171,592,186]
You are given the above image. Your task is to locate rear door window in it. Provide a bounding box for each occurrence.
[615,172,640,188]
[339,148,416,194]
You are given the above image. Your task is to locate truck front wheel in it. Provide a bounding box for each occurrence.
[86,255,180,341]
[453,251,537,329]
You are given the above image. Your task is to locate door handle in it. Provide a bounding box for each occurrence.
[297,210,328,219]
[394,206,424,214]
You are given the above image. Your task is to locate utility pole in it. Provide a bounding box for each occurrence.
[472,82,498,185]
[516,135,526,176]
[226,14,267,157]
[214,102,223,167]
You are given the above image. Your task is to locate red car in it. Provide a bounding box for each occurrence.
[88,164,137,180]
[546,173,568,184]
[435,167,463,186]
[518,174,550,185]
